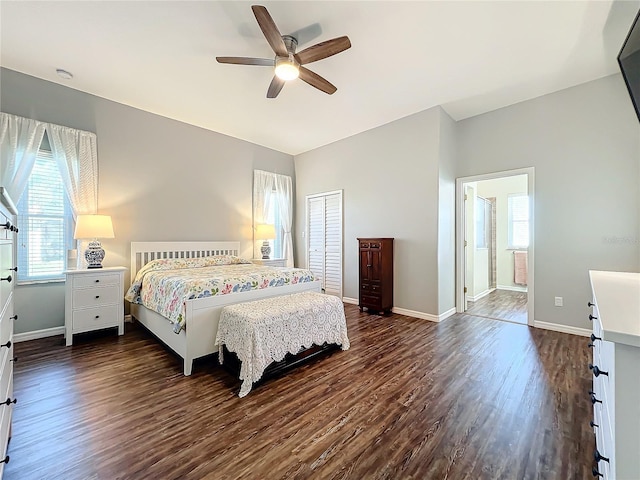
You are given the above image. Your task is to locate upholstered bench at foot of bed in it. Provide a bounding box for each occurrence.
[215,291,350,397]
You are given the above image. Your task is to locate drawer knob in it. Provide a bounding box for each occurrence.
[589,393,602,405]
[10,357,17,363]
[9,267,17,272]
[0,275,12,283]
[588,343,595,348]
[588,314,597,321]
[95,295,100,299]
[366,264,372,268]
[588,364,608,377]
[1,221,11,230]
[594,449,610,463]
[1,398,16,406]
[590,420,598,428]
[95,315,100,319]
[10,314,17,321]
[0,341,11,349]
[0,455,8,465]
[592,467,603,477]
[590,333,601,342]
[95,279,100,283]
[588,301,595,307]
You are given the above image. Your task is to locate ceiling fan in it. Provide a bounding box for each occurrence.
[216,5,351,98]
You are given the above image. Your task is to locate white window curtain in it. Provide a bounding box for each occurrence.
[0,112,47,202]
[253,170,294,266]
[274,174,293,267]
[1,112,99,268]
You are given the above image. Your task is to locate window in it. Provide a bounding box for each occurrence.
[17,150,75,283]
[475,196,488,249]
[264,190,283,258]
[508,194,529,249]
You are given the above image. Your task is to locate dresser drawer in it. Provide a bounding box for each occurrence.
[72,305,120,333]
[73,285,120,308]
[0,243,12,314]
[0,300,13,347]
[73,273,121,288]
[360,294,382,308]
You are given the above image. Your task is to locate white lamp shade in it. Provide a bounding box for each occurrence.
[74,215,115,239]
[255,223,276,240]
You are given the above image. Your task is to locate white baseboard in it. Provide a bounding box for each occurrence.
[497,285,528,293]
[533,321,590,337]
[342,297,453,322]
[14,326,65,343]
[468,289,493,302]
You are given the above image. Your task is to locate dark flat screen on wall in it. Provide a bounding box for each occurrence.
[618,9,640,122]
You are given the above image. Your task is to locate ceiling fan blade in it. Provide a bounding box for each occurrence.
[216,57,274,66]
[298,67,337,95]
[267,76,286,98]
[295,36,351,65]
[252,5,288,57]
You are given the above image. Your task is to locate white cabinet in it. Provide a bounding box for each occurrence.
[589,270,640,480]
[65,267,126,346]
[0,187,17,477]
[251,258,286,267]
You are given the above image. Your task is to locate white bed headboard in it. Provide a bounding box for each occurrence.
[130,241,241,279]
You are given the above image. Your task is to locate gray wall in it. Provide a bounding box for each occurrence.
[1,67,294,334]
[294,107,450,316]
[457,74,640,329]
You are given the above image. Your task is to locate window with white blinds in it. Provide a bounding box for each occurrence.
[16,150,75,283]
[508,194,529,249]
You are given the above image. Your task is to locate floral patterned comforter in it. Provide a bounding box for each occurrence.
[124,255,316,333]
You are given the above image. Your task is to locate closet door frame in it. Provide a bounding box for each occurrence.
[305,190,343,299]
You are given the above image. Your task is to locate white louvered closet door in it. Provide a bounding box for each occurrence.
[306,191,343,298]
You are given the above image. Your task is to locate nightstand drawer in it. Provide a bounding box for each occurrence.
[0,301,13,347]
[73,273,121,288]
[73,285,120,308]
[72,305,120,332]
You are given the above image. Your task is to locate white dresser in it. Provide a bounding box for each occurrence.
[0,188,18,476]
[64,267,126,346]
[589,270,640,480]
[251,258,286,267]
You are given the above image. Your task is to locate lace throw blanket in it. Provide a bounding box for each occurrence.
[216,291,350,397]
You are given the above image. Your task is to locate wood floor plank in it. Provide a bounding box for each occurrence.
[6,305,593,479]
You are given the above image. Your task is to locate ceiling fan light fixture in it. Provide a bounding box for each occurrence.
[275,56,299,81]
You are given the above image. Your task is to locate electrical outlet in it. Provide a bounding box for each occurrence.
[554,296,563,307]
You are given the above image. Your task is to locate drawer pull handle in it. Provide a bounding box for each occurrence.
[1,221,11,230]
[1,398,16,406]
[366,264,372,268]
[592,467,603,477]
[95,279,100,283]
[590,334,601,342]
[594,449,610,463]
[0,341,11,349]
[9,267,17,272]
[0,455,8,465]
[9,315,17,321]
[10,357,17,363]
[589,393,602,405]
[590,420,598,428]
[95,315,100,319]
[0,275,11,283]
[588,314,597,321]
[588,301,595,307]
[95,295,100,299]
[588,364,609,377]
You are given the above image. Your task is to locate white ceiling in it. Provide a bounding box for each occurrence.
[1,1,638,155]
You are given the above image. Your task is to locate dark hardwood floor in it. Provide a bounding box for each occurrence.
[466,289,528,324]
[7,304,593,479]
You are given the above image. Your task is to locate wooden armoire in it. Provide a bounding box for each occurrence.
[358,238,394,314]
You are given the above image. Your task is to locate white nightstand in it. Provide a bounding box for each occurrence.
[64,266,126,346]
[251,258,286,267]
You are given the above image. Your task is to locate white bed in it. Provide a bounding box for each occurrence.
[128,241,322,375]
